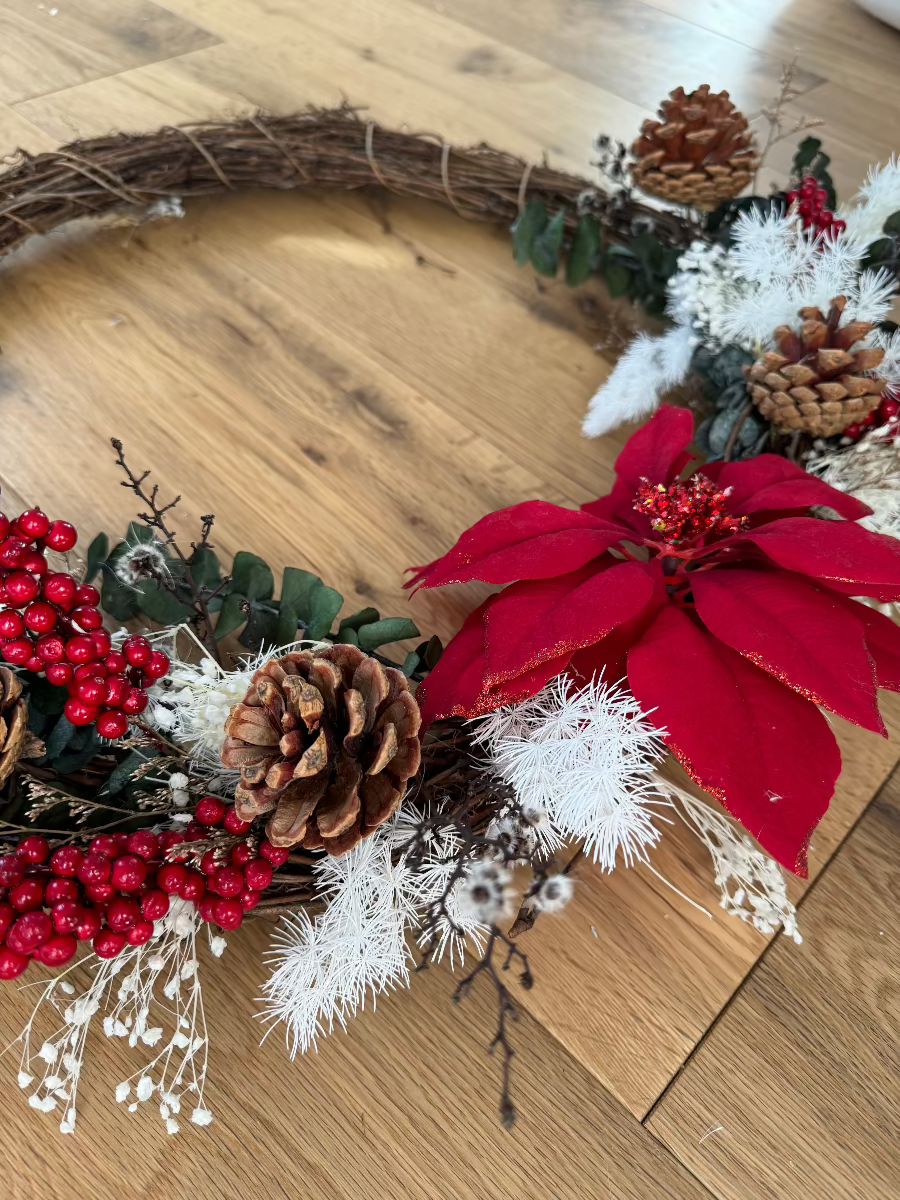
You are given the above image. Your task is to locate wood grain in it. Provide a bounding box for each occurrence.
[647,770,900,1200]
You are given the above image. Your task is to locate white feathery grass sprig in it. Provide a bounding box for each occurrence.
[472,674,670,871]
[840,156,900,248]
[582,325,695,438]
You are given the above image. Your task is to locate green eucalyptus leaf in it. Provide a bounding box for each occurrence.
[231,552,274,600]
[215,592,248,639]
[280,568,326,622]
[422,634,443,670]
[530,210,566,277]
[44,715,76,761]
[883,211,900,236]
[357,617,420,653]
[511,198,548,266]
[239,605,279,653]
[337,626,359,647]
[53,740,105,776]
[401,650,420,677]
[276,602,300,646]
[565,216,601,286]
[100,570,142,622]
[792,136,822,173]
[189,546,222,590]
[137,580,193,624]
[103,747,160,796]
[305,587,343,641]
[604,260,631,298]
[85,533,109,583]
[338,607,380,633]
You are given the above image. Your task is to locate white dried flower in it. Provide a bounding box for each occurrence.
[456,862,516,924]
[841,156,900,248]
[533,874,574,914]
[115,541,171,587]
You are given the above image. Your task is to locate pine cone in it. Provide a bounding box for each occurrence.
[630,86,758,210]
[0,667,27,788]
[745,296,887,437]
[222,645,421,855]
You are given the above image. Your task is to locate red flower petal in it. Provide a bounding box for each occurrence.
[703,455,871,520]
[582,477,652,539]
[405,501,626,592]
[742,518,900,602]
[692,566,883,733]
[828,594,900,692]
[416,600,492,725]
[613,406,695,490]
[627,605,840,875]
[484,560,658,686]
[569,562,667,683]
[484,652,574,710]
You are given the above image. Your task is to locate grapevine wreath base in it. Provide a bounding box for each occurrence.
[1,77,900,1134]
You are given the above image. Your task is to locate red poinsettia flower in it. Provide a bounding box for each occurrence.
[408,406,900,876]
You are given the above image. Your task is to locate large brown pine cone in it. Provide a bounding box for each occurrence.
[630,86,757,210]
[222,645,421,855]
[745,296,886,437]
[0,667,27,788]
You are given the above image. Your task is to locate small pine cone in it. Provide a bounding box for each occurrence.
[630,85,758,210]
[222,645,421,855]
[745,296,887,437]
[0,667,27,787]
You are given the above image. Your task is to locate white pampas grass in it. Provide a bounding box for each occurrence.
[472,675,669,870]
[840,156,900,248]
[582,325,695,438]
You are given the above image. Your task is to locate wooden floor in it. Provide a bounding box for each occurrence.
[0,1,899,1197]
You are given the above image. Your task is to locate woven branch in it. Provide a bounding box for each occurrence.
[0,104,689,257]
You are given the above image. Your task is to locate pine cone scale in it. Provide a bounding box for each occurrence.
[0,667,27,787]
[224,645,421,855]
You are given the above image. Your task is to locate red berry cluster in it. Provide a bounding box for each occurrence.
[0,506,169,739]
[786,176,846,240]
[843,393,900,442]
[0,804,289,980]
[634,474,746,547]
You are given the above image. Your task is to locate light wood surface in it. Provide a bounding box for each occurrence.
[0,0,898,1197]
[647,768,900,1200]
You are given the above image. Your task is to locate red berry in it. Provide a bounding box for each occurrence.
[51,900,83,935]
[244,858,274,891]
[212,897,243,930]
[0,901,15,937]
[143,651,170,680]
[2,638,33,665]
[105,650,127,674]
[141,889,170,921]
[90,629,112,658]
[110,855,147,892]
[77,853,110,885]
[127,919,155,946]
[45,521,77,552]
[42,573,76,606]
[7,911,52,953]
[198,895,218,922]
[0,538,27,568]
[45,663,73,686]
[96,709,128,739]
[35,934,77,967]
[231,843,253,868]
[122,688,148,716]
[89,834,119,857]
[17,510,50,540]
[126,830,159,861]
[107,897,141,933]
[93,929,126,959]
[0,854,26,887]
[64,635,96,664]
[101,676,128,709]
[259,841,291,868]
[75,584,100,607]
[210,866,244,898]
[0,946,30,979]
[159,831,190,862]
[84,882,115,904]
[23,601,57,634]
[49,846,82,877]
[64,698,99,726]
[199,850,223,876]
[6,571,40,604]
[184,820,206,841]
[195,796,226,826]
[17,836,50,864]
[123,636,153,667]
[18,550,48,576]
[72,605,103,632]
[0,513,8,540]
[240,889,261,912]
[223,808,252,835]
[45,879,78,906]
[75,908,102,940]
[75,675,106,705]
[23,655,44,673]
[9,878,45,912]
[157,863,187,894]
[880,396,900,422]
[179,870,206,903]
[0,610,24,638]
[36,633,67,664]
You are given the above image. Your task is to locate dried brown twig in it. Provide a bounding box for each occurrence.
[0,105,690,260]
[753,58,825,189]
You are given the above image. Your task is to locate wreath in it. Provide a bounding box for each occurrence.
[1,75,900,1136]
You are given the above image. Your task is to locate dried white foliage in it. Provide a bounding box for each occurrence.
[582,325,695,438]
[6,899,223,1134]
[658,777,801,942]
[472,675,670,871]
[840,156,900,248]
[259,803,490,1057]
[807,421,900,540]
